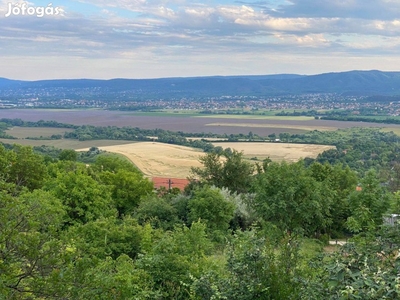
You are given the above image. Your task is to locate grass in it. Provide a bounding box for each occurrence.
[93,151,143,173]
[6,127,74,139]
[197,115,315,121]
[299,238,324,260]
[0,138,135,149]
[205,122,337,132]
[381,127,400,136]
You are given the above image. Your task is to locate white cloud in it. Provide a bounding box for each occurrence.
[0,0,399,79]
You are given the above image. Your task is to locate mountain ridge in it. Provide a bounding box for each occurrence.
[1,70,400,97]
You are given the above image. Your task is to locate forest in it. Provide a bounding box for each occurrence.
[1,140,400,299]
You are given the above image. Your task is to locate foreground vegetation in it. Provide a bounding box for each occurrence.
[1,142,400,299]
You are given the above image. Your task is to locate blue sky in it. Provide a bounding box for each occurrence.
[1,0,400,80]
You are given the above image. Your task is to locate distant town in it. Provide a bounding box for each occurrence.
[1,92,400,117]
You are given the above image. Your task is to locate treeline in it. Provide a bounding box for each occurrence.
[320,115,400,124]
[3,118,400,178]
[63,125,221,152]
[263,128,400,179]
[275,109,319,116]
[0,121,16,139]
[273,109,400,125]
[1,144,400,299]
[301,128,400,180]
[0,118,78,128]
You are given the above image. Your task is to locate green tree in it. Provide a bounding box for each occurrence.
[66,217,144,259]
[93,154,139,173]
[135,196,179,230]
[100,170,153,217]
[346,170,391,233]
[0,190,67,298]
[253,161,332,236]
[190,231,302,300]
[308,162,358,236]
[309,226,400,299]
[136,222,212,299]
[58,149,78,161]
[1,144,47,191]
[191,149,254,194]
[47,170,116,225]
[188,186,235,235]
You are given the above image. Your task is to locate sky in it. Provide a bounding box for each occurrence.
[1,0,400,80]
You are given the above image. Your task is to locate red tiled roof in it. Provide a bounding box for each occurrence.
[152,177,190,190]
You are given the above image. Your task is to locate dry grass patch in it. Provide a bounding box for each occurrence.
[77,142,205,178]
[212,142,335,162]
[381,127,400,136]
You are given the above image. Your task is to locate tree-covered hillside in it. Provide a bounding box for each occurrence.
[1,143,400,299]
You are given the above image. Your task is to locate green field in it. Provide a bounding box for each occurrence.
[205,122,337,131]
[6,127,74,139]
[381,127,400,136]
[197,115,315,121]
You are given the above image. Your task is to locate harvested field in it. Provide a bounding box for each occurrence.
[76,142,204,178]
[212,142,335,162]
[76,141,334,178]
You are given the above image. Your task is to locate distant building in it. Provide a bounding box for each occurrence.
[152,177,190,191]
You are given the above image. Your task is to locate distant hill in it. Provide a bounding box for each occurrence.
[1,70,400,98]
[0,78,22,88]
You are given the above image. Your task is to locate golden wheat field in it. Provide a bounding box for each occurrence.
[78,141,334,178]
[213,142,335,162]
[77,142,205,178]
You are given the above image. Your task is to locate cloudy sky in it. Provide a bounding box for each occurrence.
[1,0,400,80]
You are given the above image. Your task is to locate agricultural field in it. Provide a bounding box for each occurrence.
[76,141,334,178]
[212,142,335,162]
[205,122,337,132]
[76,142,205,178]
[6,127,74,138]
[197,115,315,121]
[2,109,400,137]
[0,138,135,149]
[380,127,400,136]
